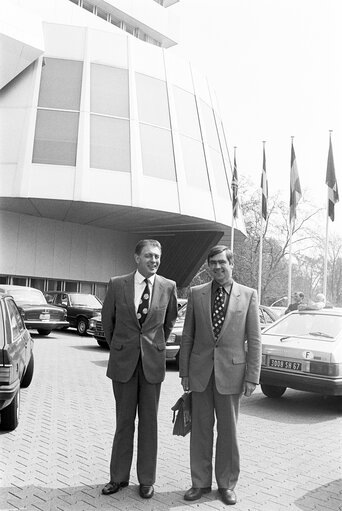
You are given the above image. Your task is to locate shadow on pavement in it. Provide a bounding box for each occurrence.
[0,484,221,511]
[295,478,342,511]
[241,390,341,424]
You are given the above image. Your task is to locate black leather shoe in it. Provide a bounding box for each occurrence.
[218,489,237,505]
[102,481,128,495]
[184,487,211,501]
[139,484,154,499]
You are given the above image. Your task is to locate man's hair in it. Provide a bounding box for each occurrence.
[207,245,234,265]
[295,291,304,299]
[134,239,162,256]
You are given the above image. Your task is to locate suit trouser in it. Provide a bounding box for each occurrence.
[109,358,161,485]
[190,373,240,489]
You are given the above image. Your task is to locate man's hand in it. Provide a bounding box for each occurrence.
[181,377,189,391]
[244,381,256,397]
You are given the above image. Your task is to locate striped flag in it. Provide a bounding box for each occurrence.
[326,134,339,221]
[261,145,268,220]
[232,149,239,218]
[289,140,302,223]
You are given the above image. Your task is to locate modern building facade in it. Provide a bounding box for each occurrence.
[0,0,245,299]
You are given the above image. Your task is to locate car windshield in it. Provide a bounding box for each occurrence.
[178,304,187,319]
[69,294,102,307]
[8,288,47,305]
[263,312,342,342]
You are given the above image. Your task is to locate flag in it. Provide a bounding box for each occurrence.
[290,141,302,222]
[261,145,268,220]
[232,150,238,218]
[326,134,339,221]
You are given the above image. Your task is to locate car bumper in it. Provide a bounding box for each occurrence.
[166,345,180,360]
[260,368,342,396]
[0,380,20,410]
[87,329,105,339]
[25,320,69,330]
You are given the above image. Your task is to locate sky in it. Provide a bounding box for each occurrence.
[170,0,342,234]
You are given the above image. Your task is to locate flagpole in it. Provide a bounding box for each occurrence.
[258,141,266,303]
[231,146,237,251]
[288,219,293,307]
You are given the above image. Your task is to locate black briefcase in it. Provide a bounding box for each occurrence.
[171,391,192,436]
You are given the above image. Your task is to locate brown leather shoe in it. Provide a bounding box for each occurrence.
[184,487,211,501]
[139,484,154,499]
[101,481,128,495]
[218,488,237,505]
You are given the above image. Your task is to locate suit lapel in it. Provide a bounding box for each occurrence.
[123,272,140,326]
[217,281,240,342]
[200,282,215,342]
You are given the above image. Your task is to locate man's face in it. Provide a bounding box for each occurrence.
[135,243,161,278]
[293,293,302,303]
[208,250,233,286]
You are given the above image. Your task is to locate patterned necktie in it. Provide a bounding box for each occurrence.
[137,278,150,326]
[212,286,225,339]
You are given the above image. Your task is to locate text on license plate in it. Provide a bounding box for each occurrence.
[269,359,302,371]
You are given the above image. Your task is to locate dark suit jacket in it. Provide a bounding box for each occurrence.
[179,281,262,394]
[102,272,178,384]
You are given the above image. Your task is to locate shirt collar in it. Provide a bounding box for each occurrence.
[212,280,233,295]
[135,270,156,286]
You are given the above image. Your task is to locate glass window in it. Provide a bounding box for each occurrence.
[12,277,27,286]
[65,281,78,292]
[0,276,7,284]
[173,86,201,140]
[90,115,130,172]
[124,23,135,35]
[91,64,129,118]
[95,283,107,302]
[80,282,93,293]
[7,299,25,338]
[180,135,210,190]
[30,278,45,291]
[46,280,63,291]
[33,110,79,166]
[110,15,121,27]
[96,7,107,20]
[136,73,170,128]
[200,100,220,151]
[140,124,176,181]
[38,58,83,111]
[82,0,93,13]
[210,149,229,198]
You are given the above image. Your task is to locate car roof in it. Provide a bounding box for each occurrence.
[0,285,40,292]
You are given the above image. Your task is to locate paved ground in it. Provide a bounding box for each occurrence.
[0,330,341,511]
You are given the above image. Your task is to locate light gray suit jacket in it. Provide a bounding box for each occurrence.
[179,281,262,394]
[102,272,178,384]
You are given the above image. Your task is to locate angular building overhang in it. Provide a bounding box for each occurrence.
[0,1,44,89]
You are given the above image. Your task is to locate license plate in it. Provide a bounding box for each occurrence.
[40,313,50,320]
[269,358,302,371]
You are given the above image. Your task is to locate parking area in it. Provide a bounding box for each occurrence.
[0,330,341,511]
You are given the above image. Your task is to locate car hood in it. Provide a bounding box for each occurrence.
[262,334,335,362]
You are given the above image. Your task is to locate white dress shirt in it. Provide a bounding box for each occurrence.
[134,271,155,314]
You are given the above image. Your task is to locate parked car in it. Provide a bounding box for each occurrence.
[166,303,278,368]
[0,285,69,336]
[87,313,107,348]
[260,308,342,398]
[45,291,102,335]
[0,293,34,431]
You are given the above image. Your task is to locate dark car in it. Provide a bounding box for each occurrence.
[0,285,69,336]
[166,303,278,369]
[45,291,102,336]
[87,313,107,347]
[0,293,34,431]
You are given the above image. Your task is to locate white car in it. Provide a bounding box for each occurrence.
[260,308,342,398]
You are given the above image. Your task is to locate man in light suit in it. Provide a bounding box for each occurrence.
[102,239,178,499]
[180,245,261,506]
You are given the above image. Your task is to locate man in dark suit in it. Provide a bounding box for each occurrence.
[101,239,178,499]
[179,245,262,506]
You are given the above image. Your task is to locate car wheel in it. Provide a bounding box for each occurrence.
[77,317,88,336]
[21,354,34,388]
[97,339,109,349]
[261,384,287,398]
[0,390,20,431]
[37,329,52,336]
